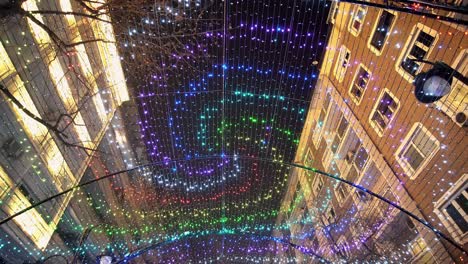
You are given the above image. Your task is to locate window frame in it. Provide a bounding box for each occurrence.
[345,141,370,176]
[304,147,314,167]
[434,173,468,244]
[395,23,439,82]
[395,122,440,179]
[331,114,350,154]
[323,204,336,226]
[348,63,372,105]
[328,2,340,25]
[435,49,468,126]
[408,235,429,261]
[312,93,332,147]
[367,9,397,56]
[333,45,351,83]
[313,174,324,196]
[369,88,400,137]
[322,146,333,171]
[348,5,368,36]
[335,183,349,205]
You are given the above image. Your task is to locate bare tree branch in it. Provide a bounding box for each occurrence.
[0,85,103,154]
[28,10,111,23]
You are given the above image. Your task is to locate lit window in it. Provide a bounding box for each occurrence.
[328,2,340,24]
[436,49,468,127]
[334,45,351,83]
[0,43,15,80]
[369,89,400,136]
[0,171,10,200]
[434,174,467,244]
[348,6,367,36]
[396,123,440,179]
[368,10,396,55]
[349,64,371,104]
[396,23,438,81]
[0,166,53,249]
[408,236,429,260]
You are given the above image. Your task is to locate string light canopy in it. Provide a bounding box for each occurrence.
[0,0,466,263]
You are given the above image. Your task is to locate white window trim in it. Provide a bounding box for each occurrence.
[395,23,439,83]
[368,88,400,137]
[348,5,367,37]
[312,93,332,147]
[395,122,440,179]
[434,173,468,244]
[348,63,372,105]
[354,160,379,187]
[408,235,431,262]
[304,147,314,167]
[345,142,370,177]
[330,114,351,156]
[435,49,468,127]
[323,204,336,226]
[367,9,398,56]
[313,174,325,196]
[328,2,340,25]
[335,183,349,205]
[333,45,351,83]
[322,146,333,169]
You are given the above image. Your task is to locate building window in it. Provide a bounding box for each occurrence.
[396,123,440,179]
[337,236,351,258]
[334,45,351,83]
[396,23,438,81]
[304,148,314,167]
[0,42,16,80]
[328,2,340,24]
[314,174,324,195]
[289,182,302,217]
[354,189,371,204]
[335,183,349,204]
[313,93,332,147]
[0,167,11,200]
[345,141,369,182]
[369,89,400,136]
[408,236,428,260]
[349,64,371,105]
[323,205,336,226]
[437,49,468,127]
[434,174,467,244]
[331,115,349,153]
[348,6,367,36]
[368,10,397,55]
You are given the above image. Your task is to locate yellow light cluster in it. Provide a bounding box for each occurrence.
[23,0,95,151]
[0,166,53,250]
[0,42,74,191]
[87,0,130,105]
[58,0,108,123]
